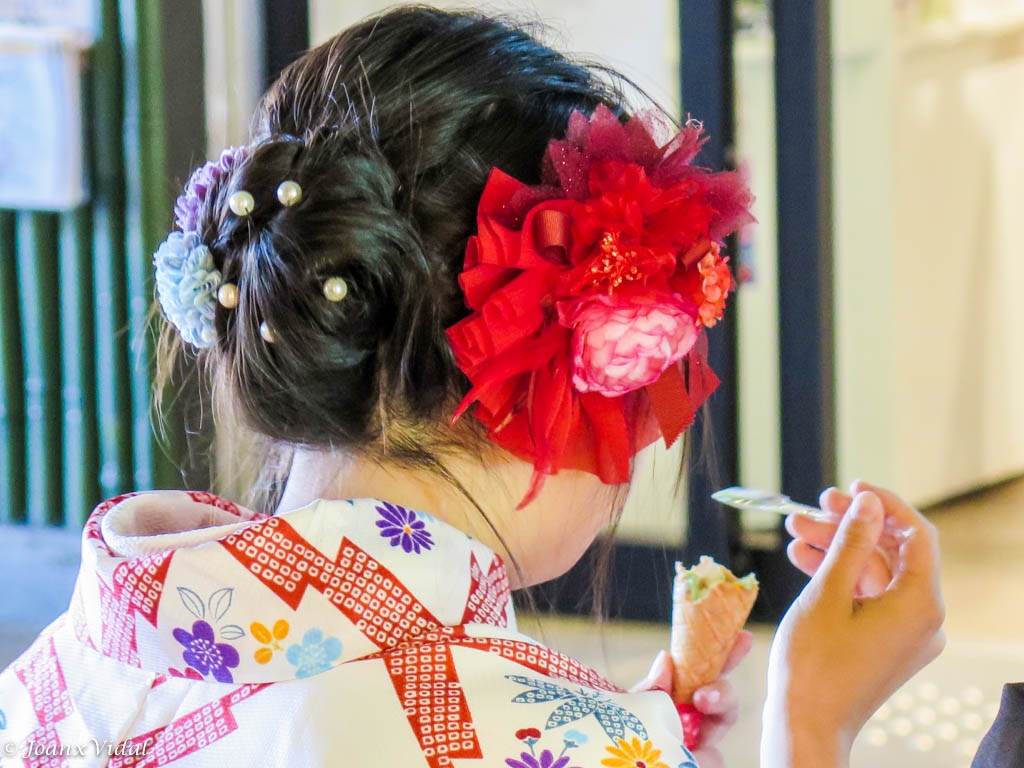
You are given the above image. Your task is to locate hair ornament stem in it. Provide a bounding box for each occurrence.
[229,190,256,217]
[323,277,349,302]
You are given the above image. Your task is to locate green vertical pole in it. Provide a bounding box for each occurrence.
[0,212,26,523]
[121,0,168,491]
[92,0,133,499]
[60,207,101,525]
[16,213,63,526]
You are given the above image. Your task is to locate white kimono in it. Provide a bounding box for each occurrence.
[0,492,698,767]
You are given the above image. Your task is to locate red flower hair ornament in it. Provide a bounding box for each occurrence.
[446,105,755,508]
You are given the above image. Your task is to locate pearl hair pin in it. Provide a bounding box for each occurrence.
[323,276,348,302]
[217,283,239,309]
[277,180,303,207]
[228,190,255,217]
[259,321,275,343]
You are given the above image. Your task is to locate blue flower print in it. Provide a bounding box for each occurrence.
[506,675,648,743]
[375,502,434,554]
[0,708,6,729]
[285,628,343,678]
[679,754,699,768]
[172,620,240,683]
[563,730,588,748]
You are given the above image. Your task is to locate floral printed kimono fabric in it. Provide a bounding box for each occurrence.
[0,493,698,767]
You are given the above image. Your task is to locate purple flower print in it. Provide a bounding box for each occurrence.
[172,620,240,683]
[375,502,434,554]
[505,750,576,768]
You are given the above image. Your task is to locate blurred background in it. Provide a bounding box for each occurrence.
[1,0,1023,765]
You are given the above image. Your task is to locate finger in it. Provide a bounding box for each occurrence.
[629,649,672,693]
[787,538,826,577]
[819,486,853,515]
[719,630,754,675]
[852,480,941,585]
[693,680,739,720]
[854,551,894,598]
[785,512,838,549]
[788,538,892,597]
[816,491,885,600]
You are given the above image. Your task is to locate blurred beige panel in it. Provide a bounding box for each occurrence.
[203,0,265,152]
[311,0,680,118]
[734,23,781,500]
[890,9,1024,504]
[833,0,898,494]
[311,0,685,543]
[833,0,1024,505]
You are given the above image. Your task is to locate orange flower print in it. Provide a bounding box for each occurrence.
[251,619,290,664]
[600,737,669,768]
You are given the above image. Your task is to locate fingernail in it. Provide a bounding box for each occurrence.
[705,689,720,706]
[851,492,881,522]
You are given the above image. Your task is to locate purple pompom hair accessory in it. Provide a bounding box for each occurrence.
[174,146,250,233]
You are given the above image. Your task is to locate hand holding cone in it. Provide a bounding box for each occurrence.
[670,556,758,749]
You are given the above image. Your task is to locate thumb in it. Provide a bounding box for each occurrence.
[816,491,885,598]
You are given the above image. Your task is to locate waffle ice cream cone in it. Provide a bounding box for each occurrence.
[670,556,758,704]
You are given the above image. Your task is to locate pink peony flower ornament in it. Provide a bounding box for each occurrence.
[560,293,699,397]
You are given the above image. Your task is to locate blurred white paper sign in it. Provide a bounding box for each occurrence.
[0,26,88,211]
[0,0,98,40]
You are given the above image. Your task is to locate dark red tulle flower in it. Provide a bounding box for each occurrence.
[446,105,754,507]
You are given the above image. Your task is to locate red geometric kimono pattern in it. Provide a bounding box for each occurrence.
[21,723,70,768]
[460,552,510,628]
[12,636,74,768]
[106,683,271,768]
[96,551,173,666]
[219,517,442,648]
[371,627,623,768]
[449,632,624,693]
[385,643,482,768]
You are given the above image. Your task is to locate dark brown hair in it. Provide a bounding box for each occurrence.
[156,8,685,597]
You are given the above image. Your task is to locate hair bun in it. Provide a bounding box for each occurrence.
[204,133,452,447]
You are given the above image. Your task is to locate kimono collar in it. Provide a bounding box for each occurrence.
[68,492,515,684]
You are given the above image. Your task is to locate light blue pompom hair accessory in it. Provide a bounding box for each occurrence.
[153,231,222,349]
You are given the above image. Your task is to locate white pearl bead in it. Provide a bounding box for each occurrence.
[322,276,348,302]
[217,282,239,309]
[276,180,303,207]
[259,321,275,343]
[228,190,255,216]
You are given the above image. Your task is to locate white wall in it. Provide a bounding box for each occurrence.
[889,13,1024,503]
[202,0,264,152]
[834,0,1024,505]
